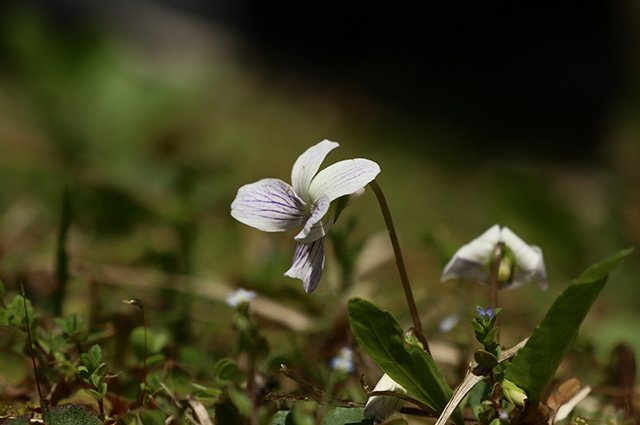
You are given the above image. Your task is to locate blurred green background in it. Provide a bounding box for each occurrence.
[0,0,639,405]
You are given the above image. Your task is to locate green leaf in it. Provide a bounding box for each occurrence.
[4,295,38,331]
[214,358,238,387]
[473,350,498,368]
[80,345,102,372]
[321,407,374,425]
[482,328,499,346]
[190,383,223,403]
[55,313,88,343]
[45,404,102,425]
[130,326,169,359]
[138,409,166,425]
[504,248,634,405]
[347,298,463,425]
[270,410,294,425]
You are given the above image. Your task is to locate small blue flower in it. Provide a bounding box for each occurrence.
[330,347,355,373]
[477,306,495,320]
[438,314,460,333]
[226,288,257,307]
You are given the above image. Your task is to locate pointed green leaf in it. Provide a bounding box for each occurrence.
[504,248,633,405]
[348,298,463,425]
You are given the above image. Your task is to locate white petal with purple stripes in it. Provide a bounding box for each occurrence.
[284,239,325,293]
[231,178,308,232]
[294,194,331,243]
[309,158,381,202]
[291,139,339,202]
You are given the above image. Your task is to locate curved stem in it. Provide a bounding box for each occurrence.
[369,180,428,350]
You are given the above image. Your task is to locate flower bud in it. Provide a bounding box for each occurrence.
[503,379,528,408]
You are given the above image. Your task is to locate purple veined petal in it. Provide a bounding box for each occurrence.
[294,195,333,243]
[440,225,501,282]
[231,178,309,232]
[290,140,339,202]
[294,209,335,243]
[284,239,325,293]
[308,158,381,202]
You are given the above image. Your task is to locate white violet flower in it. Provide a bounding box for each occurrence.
[440,224,547,290]
[364,373,407,421]
[226,288,257,307]
[231,139,380,293]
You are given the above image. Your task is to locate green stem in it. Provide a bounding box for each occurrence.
[369,180,428,351]
[488,242,504,342]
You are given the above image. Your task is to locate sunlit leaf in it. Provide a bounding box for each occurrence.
[504,248,634,405]
[347,298,463,425]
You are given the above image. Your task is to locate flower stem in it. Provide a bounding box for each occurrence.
[369,180,428,350]
[488,242,504,341]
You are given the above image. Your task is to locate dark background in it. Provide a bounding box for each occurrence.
[4,0,625,160]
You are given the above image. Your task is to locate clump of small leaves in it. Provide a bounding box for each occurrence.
[77,344,109,420]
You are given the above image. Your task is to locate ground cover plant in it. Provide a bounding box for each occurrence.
[0,138,637,425]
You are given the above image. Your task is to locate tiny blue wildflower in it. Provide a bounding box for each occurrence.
[330,347,355,373]
[226,288,257,307]
[477,306,495,320]
[438,314,460,333]
[499,411,508,420]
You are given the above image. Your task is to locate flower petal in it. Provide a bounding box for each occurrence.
[500,227,541,271]
[291,139,339,202]
[308,158,381,203]
[284,239,325,293]
[364,374,407,421]
[294,195,334,243]
[500,227,548,290]
[440,225,501,282]
[511,246,548,290]
[231,178,308,232]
